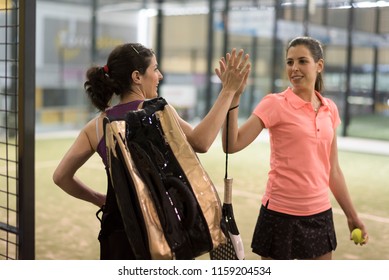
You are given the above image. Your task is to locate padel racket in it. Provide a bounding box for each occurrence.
[209,93,245,259]
[210,177,245,260]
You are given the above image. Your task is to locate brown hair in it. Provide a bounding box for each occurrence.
[84,43,154,111]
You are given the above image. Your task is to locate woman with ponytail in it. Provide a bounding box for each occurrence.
[53,43,250,259]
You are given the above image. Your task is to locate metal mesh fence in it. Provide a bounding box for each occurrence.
[0,0,35,260]
[0,0,19,260]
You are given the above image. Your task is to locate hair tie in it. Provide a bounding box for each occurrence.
[103,65,109,73]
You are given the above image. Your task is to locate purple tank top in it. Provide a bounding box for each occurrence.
[96,100,143,166]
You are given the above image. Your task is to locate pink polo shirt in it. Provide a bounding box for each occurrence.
[253,87,341,216]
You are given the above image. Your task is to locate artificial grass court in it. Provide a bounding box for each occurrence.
[32,134,389,260]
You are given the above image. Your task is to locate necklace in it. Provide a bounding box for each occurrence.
[312,98,321,112]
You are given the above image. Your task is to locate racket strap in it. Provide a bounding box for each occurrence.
[224,110,231,179]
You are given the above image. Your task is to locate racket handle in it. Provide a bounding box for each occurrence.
[224,177,233,204]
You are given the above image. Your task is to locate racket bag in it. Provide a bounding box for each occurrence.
[104,97,226,259]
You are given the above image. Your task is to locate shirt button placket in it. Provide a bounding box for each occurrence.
[316,117,320,138]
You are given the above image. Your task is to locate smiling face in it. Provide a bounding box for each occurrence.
[286,44,323,93]
[139,55,163,99]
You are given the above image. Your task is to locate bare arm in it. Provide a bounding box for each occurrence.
[178,48,251,153]
[52,119,106,208]
[329,132,368,244]
[215,52,264,153]
[222,112,265,153]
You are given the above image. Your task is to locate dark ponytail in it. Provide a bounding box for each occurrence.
[84,66,115,111]
[84,43,155,111]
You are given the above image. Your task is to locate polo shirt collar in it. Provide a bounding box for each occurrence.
[285,87,329,110]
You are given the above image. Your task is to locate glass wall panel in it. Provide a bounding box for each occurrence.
[32,0,389,140]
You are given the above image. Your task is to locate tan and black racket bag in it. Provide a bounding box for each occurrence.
[104,97,226,259]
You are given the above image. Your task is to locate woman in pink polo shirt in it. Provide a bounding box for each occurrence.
[219,36,368,260]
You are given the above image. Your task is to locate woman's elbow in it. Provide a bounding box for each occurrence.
[223,149,239,154]
[52,169,64,187]
[187,136,211,153]
[222,144,239,154]
[193,143,210,153]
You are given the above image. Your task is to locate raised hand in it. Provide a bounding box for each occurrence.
[215,48,251,96]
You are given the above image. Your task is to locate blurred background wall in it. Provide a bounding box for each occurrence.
[3,0,389,140]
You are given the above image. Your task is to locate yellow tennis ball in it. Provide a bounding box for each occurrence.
[351,228,364,244]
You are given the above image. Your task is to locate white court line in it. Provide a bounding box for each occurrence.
[223,188,389,224]
[332,207,389,224]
